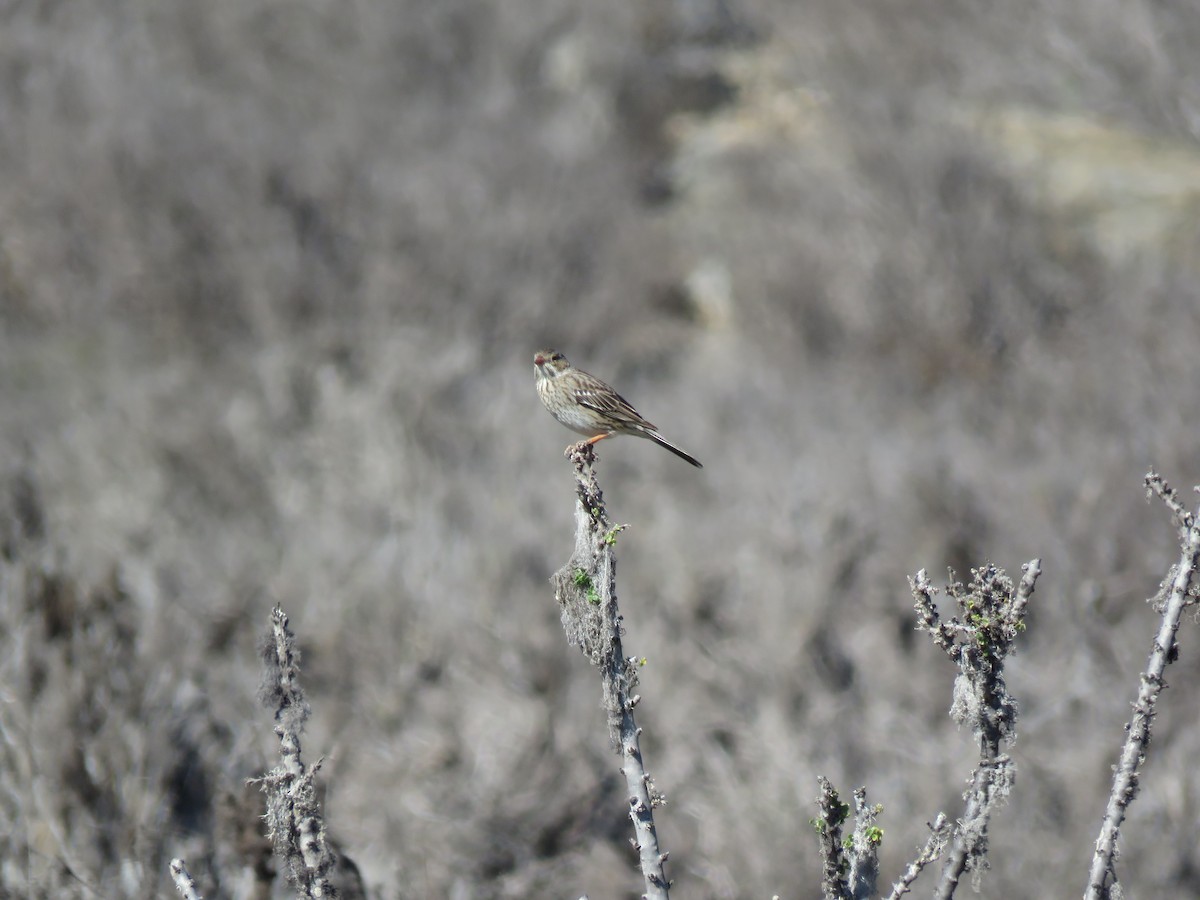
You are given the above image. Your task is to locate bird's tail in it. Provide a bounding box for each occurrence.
[646,430,703,468]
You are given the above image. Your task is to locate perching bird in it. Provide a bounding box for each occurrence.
[534,349,703,468]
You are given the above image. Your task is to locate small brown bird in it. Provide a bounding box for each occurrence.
[534,349,703,468]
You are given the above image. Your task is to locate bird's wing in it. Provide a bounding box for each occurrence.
[574,382,655,431]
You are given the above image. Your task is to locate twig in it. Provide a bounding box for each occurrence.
[886,814,951,900]
[550,443,669,900]
[169,858,203,900]
[253,605,340,899]
[1085,472,1200,899]
[913,559,1040,898]
[846,787,882,899]
[813,776,850,900]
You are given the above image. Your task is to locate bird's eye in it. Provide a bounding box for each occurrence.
[552,353,563,360]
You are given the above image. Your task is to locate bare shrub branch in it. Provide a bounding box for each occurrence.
[846,787,883,898]
[811,780,884,900]
[885,814,951,900]
[915,559,1040,898]
[549,442,670,900]
[1085,472,1200,899]
[169,858,203,900]
[253,605,340,899]
[815,560,1036,899]
[813,775,851,899]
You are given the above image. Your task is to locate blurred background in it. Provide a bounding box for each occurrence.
[3,0,1200,897]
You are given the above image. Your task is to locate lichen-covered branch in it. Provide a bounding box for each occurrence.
[885,814,950,900]
[1085,472,1200,899]
[813,776,851,900]
[169,858,203,900]
[912,559,1040,898]
[811,781,886,900]
[253,605,340,899]
[550,443,669,900]
[846,787,883,899]
[812,560,1036,900]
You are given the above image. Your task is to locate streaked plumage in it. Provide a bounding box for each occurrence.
[533,349,702,468]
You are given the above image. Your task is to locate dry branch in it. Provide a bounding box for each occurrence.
[550,442,670,900]
[885,814,950,900]
[814,559,1037,899]
[915,559,1040,898]
[169,858,203,900]
[253,605,340,899]
[1085,472,1200,899]
[812,779,885,900]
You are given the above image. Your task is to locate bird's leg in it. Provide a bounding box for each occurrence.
[566,433,610,460]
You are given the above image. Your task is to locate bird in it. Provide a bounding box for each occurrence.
[533,349,703,468]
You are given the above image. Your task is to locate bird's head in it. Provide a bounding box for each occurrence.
[533,349,569,379]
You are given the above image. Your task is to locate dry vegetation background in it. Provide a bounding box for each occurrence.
[3,0,1200,897]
